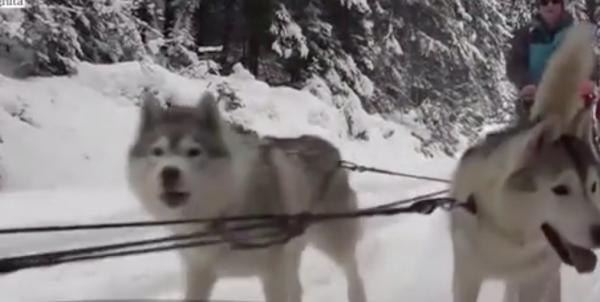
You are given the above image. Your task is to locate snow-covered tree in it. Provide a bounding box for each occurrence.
[270,4,308,61]
[18,0,82,76]
[3,0,557,156]
[258,0,535,154]
[5,0,146,76]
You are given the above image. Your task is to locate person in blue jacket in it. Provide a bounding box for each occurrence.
[506,0,598,117]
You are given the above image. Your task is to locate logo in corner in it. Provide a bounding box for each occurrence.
[0,0,26,9]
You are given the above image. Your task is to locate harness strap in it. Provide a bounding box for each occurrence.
[463,195,477,215]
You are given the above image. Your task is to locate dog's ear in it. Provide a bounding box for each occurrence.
[513,121,554,169]
[196,92,221,132]
[508,122,553,191]
[140,88,163,130]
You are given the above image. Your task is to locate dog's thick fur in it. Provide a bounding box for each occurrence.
[450,23,600,302]
[126,91,366,302]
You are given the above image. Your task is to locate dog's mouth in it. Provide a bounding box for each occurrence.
[160,191,190,208]
[541,223,597,273]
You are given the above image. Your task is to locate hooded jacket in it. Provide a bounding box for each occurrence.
[506,13,598,90]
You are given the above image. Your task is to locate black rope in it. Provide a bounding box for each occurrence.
[0,221,295,274]
[339,160,451,184]
[0,213,299,234]
[0,192,454,235]
[369,189,450,210]
[0,237,222,274]
[0,161,451,236]
[0,192,464,274]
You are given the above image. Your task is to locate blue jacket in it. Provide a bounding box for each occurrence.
[506,14,598,89]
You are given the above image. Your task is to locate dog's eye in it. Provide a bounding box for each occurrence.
[552,185,570,196]
[187,148,202,158]
[592,182,597,193]
[152,147,164,157]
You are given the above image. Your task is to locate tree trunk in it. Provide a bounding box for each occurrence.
[191,1,206,51]
[133,0,152,44]
[242,0,274,76]
[247,31,260,75]
[220,0,237,65]
[164,0,176,39]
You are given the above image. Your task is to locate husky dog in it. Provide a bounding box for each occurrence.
[126,90,366,302]
[449,23,600,302]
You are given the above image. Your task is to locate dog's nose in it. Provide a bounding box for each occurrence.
[161,166,181,187]
[591,225,600,246]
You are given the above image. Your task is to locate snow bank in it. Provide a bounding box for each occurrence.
[0,60,444,191]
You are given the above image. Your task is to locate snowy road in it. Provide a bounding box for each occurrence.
[1,174,600,302]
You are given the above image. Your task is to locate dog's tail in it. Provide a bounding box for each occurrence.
[529,22,596,133]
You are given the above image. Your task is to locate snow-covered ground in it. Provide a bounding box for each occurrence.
[0,62,599,302]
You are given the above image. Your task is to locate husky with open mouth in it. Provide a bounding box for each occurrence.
[126,89,366,302]
[449,23,600,302]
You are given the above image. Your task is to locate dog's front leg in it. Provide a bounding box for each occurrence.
[181,250,217,300]
[504,268,560,302]
[504,280,521,302]
[451,227,483,301]
[452,264,483,302]
[184,266,216,300]
[511,269,561,302]
[260,246,303,302]
[452,242,483,302]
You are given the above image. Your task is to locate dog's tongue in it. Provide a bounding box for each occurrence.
[541,223,598,273]
[566,243,597,273]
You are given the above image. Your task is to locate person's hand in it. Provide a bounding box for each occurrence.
[519,84,536,100]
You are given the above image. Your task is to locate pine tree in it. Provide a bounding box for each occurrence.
[18,0,82,76]
[269,3,309,82]
[9,0,146,76]
[72,0,145,64]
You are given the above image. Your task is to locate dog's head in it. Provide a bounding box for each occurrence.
[127,90,234,214]
[504,121,600,273]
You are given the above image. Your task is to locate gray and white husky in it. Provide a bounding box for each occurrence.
[449,23,600,302]
[126,90,366,302]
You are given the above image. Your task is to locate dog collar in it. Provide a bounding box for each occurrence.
[462,194,478,215]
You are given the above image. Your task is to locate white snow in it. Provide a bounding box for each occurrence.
[270,4,309,59]
[454,0,473,22]
[198,46,224,53]
[386,35,404,56]
[0,61,600,302]
[339,0,371,14]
